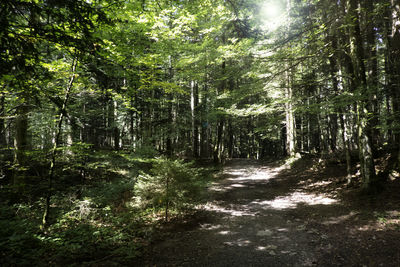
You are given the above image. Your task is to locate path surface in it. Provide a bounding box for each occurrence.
[143,159,400,266]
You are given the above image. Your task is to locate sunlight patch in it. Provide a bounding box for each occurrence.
[256,229,273,236]
[323,212,357,225]
[200,223,222,230]
[226,166,286,182]
[204,203,255,217]
[218,230,231,235]
[230,183,246,188]
[252,191,337,210]
[300,180,333,189]
[224,239,251,247]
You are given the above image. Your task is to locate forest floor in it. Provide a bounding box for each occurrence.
[139,158,400,267]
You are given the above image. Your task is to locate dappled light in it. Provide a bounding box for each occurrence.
[200,223,223,231]
[322,212,358,225]
[218,230,232,235]
[2,0,400,264]
[145,159,398,266]
[204,202,257,217]
[224,239,252,247]
[300,180,333,188]
[210,161,337,212]
[251,191,337,210]
[210,164,287,193]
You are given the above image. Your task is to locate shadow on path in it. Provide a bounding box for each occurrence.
[143,159,400,266]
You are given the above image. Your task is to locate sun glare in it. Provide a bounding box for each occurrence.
[262,3,280,18]
[260,1,286,32]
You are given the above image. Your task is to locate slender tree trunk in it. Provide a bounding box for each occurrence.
[166,98,173,156]
[214,51,226,163]
[384,3,393,144]
[166,56,173,157]
[285,76,296,157]
[281,123,287,157]
[347,0,377,191]
[319,113,328,156]
[200,90,208,158]
[14,104,29,163]
[214,119,224,164]
[328,114,338,152]
[191,81,199,158]
[113,99,120,150]
[13,103,30,188]
[388,0,400,165]
[364,0,379,151]
[107,96,114,148]
[284,0,296,157]
[227,118,234,158]
[0,94,6,147]
[150,88,156,148]
[200,97,209,158]
[327,31,352,178]
[130,97,135,147]
[340,111,353,182]
[42,58,77,228]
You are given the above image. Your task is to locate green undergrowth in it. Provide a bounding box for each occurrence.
[0,150,214,266]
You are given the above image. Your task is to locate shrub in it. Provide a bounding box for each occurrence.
[134,158,208,221]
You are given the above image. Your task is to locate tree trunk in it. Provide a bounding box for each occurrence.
[42,58,77,228]
[328,114,338,152]
[285,76,296,157]
[0,94,6,147]
[214,119,224,164]
[191,81,199,158]
[285,0,296,157]
[113,100,120,150]
[347,0,377,191]
[363,0,379,151]
[130,97,135,147]
[200,90,209,158]
[13,103,30,188]
[327,31,352,179]
[166,55,174,157]
[166,99,173,156]
[340,111,353,182]
[386,0,400,166]
[227,118,234,158]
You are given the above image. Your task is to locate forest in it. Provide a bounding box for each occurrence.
[1,0,400,265]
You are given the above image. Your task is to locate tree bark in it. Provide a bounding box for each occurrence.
[0,94,7,147]
[347,0,377,191]
[191,81,199,158]
[363,0,379,151]
[42,57,77,228]
[284,0,296,157]
[340,111,353,182]
[386,0,400,166]
[200,90,209,158]
[285,74,296,157]
[214,119,224,164]
[13,102,30,188]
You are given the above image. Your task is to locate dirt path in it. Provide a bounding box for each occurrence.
[142,159,400,266]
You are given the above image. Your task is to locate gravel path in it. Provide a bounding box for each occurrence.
[143,159,400,266]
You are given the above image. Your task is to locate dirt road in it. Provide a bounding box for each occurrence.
[143,159,400,266]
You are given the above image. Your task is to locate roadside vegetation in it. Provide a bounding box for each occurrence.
[0,149,214,266]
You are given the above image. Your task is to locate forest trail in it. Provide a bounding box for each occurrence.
[142,159,400,266]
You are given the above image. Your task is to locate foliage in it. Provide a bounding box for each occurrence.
[134,158,211,217]
[2,0,400,264]
[0,150,212,265]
